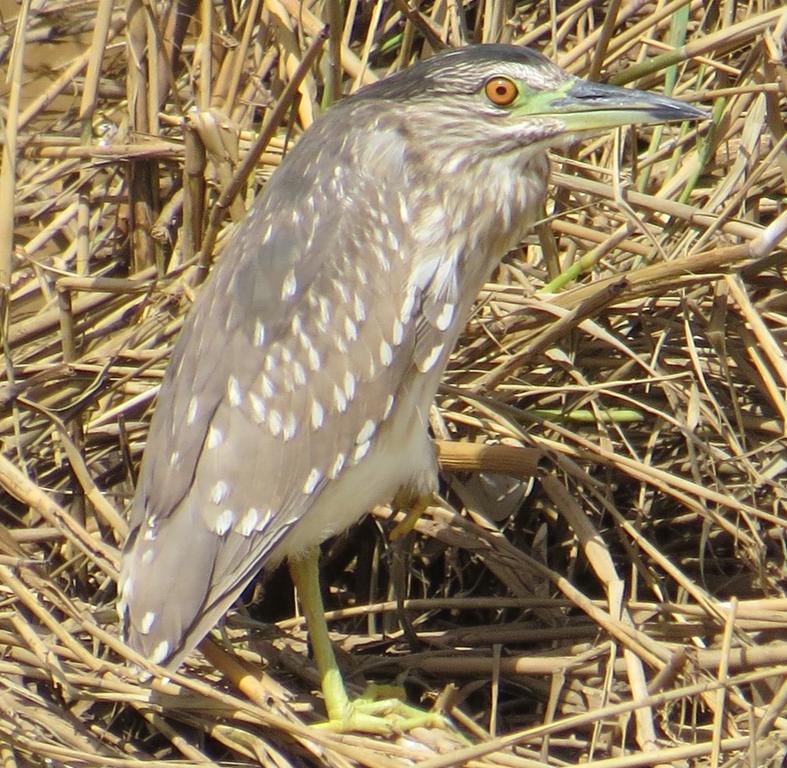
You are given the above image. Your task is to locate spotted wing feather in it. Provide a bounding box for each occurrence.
[119,120,446,666]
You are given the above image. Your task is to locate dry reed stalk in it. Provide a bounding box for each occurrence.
[0,1,784,766]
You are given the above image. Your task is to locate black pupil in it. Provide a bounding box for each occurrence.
[495,83,509,97]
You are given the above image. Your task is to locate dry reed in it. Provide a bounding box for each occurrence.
[0,1,785,766]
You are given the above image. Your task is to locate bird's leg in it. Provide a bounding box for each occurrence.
[289,548,445,733]
[387,491,439,648]
[289,548,350,721]
[389,491,436,541]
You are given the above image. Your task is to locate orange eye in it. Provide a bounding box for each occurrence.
[484,77,518,106]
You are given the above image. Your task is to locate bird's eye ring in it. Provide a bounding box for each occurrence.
[484,77,518,106]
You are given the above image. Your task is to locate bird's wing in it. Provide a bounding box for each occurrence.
[119,163,455,665]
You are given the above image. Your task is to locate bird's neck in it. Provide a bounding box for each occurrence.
[349,112,550,328]
[406,149,549,309]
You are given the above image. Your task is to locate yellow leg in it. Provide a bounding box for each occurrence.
[289,548,445,733]
[389,493,434,541]
[289,548,350,722]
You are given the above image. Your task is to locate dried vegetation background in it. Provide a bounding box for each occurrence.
[1,0,786,766]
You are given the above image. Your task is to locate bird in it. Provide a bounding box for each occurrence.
[118,43,706,729]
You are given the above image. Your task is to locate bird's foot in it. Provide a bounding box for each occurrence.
[315,684,446,734]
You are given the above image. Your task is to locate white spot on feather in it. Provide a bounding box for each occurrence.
[398,194,410,225]
[318,296,331,328]
[255,508,273,531]
[409,255,441,292]
[303,468,322,494]
[383,394,395,419]
[237,507,259,536]
[400,286,418,322]
[249,392,266,423]
[356,419,376,444]
[140,611,156,635]
[392,318,404,345]
[207,425,223,449]
[211,481,229,504]
[353,441,371,463]
[354,295,366,322]
[261,374,275,398]
[344,371,356,401]
[281,269,297,300]
[268,409,283,436]
[380,340,393,367]
[254,320,266,347]
[311,400,324,430]
[213,508,234,535]
[282,412,297,441]
[417,343,444,373]
[344,316,358,341]
[151,641,170,664]
[186,396,199,425]
[433,259,456,297]
[297,330,310,351]
[328,452,345,479]
[435,303,455,331]
[227,375,242,406]
[334,385,347,412]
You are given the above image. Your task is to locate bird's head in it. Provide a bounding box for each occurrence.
[348,44,707,164]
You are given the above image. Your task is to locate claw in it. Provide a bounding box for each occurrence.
[291,550,448,734]
[314,687,446,734]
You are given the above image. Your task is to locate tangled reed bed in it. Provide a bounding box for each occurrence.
[1,1,785,766]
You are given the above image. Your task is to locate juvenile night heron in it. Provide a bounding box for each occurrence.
[119,44,705,729]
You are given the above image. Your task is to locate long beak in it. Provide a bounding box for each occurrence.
[545,78,708,131]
